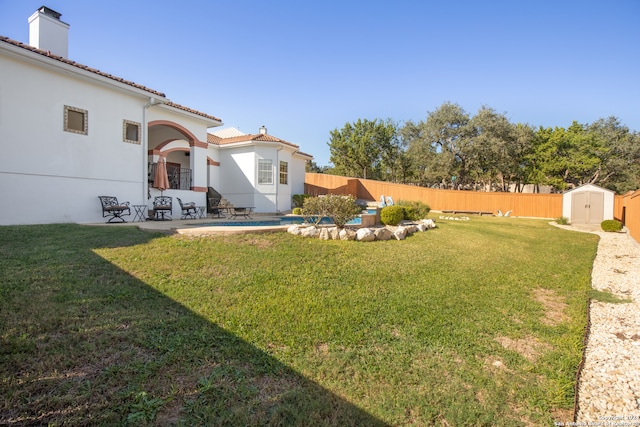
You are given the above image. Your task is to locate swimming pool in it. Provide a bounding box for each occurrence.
[192,215,363,227]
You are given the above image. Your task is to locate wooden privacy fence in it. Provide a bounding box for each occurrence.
[305,173,563,218]
[305,173,640,244]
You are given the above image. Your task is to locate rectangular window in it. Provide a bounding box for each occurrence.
[123,120,141,144]
[64,105,88,135]
[279,161,288,185]
[258,159,273,184]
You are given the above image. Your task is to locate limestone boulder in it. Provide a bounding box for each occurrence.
[339,228,357,241]
[287,224,302,235]
[374,227,393,241]
[300,226,319,238]
[356,228,376,242]
[393,226,407,240]
[328,227,340,240]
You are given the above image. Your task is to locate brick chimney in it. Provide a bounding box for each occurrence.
[28,6,69,57]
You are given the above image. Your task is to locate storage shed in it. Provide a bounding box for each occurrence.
[562,184,615,224]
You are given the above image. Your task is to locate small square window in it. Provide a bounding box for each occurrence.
[123,120,141,144]
[64,105,88,135]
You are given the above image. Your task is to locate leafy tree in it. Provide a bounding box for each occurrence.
[301,194,361,228]
[328,118,399,180]
[306,160,329,173]
[586,117,640,193]
[467,106,519,190]
[404,102,472,188]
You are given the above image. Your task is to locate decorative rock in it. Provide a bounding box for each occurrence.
[328,227,340,240]
[421,219,436,229]
[287,224,302,235]
[356,228,375,242]
[318,227,330,240]
[339,228,357,241]
[374,227,393,241]
[300,226,318,238]
[393,226,407,240]
[403,224,418,234]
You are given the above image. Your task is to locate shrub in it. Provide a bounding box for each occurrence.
[380,206,405,226]
[556,217,570,225]
[292,194,311,208]
[397,200,431,221]
[301,194,361,228]
[292,207,302,215]
[601,219,623,232]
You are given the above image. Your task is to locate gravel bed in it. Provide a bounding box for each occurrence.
[564,226,640,424]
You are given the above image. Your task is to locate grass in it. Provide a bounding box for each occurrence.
[0,217,599,426]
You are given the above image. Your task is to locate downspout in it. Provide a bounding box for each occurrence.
[142,97,163,204]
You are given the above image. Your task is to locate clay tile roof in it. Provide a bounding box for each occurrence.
[1,35,222,123]
[210,132,300,149]
[165,101,222,123]
[0,36,166,97]
[207,131,313,159]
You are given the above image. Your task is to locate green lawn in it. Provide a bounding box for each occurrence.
[0,217,598,426]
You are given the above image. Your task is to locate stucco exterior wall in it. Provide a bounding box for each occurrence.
[0,53,149,224]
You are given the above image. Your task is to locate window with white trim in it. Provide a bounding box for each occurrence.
[64,105,88,135]
[123,120,141,144]
[258,159,273,184]
[279,161,288,185]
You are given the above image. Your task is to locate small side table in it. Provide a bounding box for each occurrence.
[132,204,147,222]
[196,206,207,219]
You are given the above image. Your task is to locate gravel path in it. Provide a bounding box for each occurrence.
[563,226,640,424]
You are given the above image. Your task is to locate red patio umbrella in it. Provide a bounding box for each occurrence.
[154,157,170,194]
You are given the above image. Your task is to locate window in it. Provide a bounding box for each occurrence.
[279,161,288,185]
[123,120,141,144]
[64,105,88,135]
[258,159,273,184]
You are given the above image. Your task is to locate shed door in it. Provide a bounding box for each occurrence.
[588,191,604,224]
[571,191,604,224]
[572,192,587,223]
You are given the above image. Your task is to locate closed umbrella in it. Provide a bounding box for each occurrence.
[154,157,170,194]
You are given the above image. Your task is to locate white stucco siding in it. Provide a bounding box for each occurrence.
[290,154,308,197]
[0,53,150,224]
[148,107,213,143]
[217,149,256,207]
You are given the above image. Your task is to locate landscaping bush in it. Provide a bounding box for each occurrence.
[301,194,361,228]
[292,207,302,215]
[380,206,405,226]
[601,219,623,232]
[397,200,431,221]
[556,216,570,225]
[292,194,311,208]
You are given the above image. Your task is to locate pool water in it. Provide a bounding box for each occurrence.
[193,215,363,227]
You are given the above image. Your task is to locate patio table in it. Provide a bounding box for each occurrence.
[132,204,147,222]
[228,207,254,219]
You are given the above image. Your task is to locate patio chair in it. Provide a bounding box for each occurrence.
[98,196,131,223]
[153,196,172,221]
[177,197,196,219]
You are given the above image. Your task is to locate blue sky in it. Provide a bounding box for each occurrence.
[1,1,638,165]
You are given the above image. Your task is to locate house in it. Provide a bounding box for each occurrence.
[208,126,311,213]
[562,183,615,224]
[0,6,312,225]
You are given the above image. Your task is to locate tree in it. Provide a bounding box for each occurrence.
[404,102,472,188]
[467,106,518,190]
[586,117,640,193]
[328,118,399,180]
